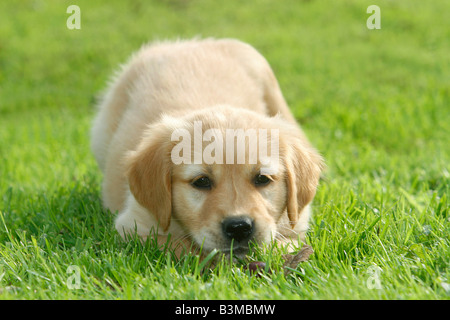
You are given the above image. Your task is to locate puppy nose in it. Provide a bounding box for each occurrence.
[222,216,254,242]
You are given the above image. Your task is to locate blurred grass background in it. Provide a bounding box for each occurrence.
[0,0,449,299]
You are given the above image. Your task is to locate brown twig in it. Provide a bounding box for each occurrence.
[282,245,314,276]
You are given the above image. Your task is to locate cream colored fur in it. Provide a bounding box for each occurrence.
[91,38,323,257]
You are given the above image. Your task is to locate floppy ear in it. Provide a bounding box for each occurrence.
[126,122,173,232]
[283,132,324,228]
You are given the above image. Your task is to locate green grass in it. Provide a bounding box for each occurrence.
[1,0,449,299]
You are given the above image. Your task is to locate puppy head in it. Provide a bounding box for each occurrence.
[126,106,323,255]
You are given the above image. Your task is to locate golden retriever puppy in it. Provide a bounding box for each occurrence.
[91,38,323,258]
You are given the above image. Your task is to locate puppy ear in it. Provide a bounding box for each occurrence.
[283,132,323,228]
[126,122,174,232]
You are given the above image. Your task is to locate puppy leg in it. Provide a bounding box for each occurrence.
[115,198,199,259]
[115,210,196,258]
[115,208,153,240]
[156,235,198,258]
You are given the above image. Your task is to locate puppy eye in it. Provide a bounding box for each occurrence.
[254,174,271,186]
[191,176,212,190]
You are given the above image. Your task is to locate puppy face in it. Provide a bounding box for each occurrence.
[171,162,287,255]
[126,106,322,256]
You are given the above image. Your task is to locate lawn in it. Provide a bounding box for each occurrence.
[0,0,449,300]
